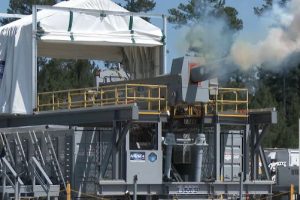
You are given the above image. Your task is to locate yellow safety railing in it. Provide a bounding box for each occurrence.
[37,84,168,114]
[173,87,248,118]
[211,87,248,117]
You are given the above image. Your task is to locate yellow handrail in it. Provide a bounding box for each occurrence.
[174,87,249,118]
[37,84,168,115]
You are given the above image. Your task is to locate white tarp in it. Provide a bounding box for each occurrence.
[0,0,163,114]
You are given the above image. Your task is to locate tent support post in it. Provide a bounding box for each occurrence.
[162,15,167,75]
[32,5,38,113]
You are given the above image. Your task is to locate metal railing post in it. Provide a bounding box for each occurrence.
[84,90,87,108]
[125,84,128,104]
[158,87,161,111]
[115,87,118,105]
[148,88,151,110]
[67,182,71,200]
[235,91,238,112]
[100,87,103,106]
[37,94,40,112]
[52,92,55,111]
[68,91,71,109]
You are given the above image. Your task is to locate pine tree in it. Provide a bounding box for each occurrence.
[168,0,243,30]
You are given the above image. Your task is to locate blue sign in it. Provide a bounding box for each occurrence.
[130,152,145,161]
[0,60,5,79]
[148,152,157,162]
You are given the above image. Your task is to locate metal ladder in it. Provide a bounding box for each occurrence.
[14,132,29,172]
[0,132,16,166]
[28,131,46,167]
[42,131,66,190]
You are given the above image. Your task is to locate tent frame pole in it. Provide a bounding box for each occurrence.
[32,5,38,112]
[162,15,167,74]
[35,5,165,19]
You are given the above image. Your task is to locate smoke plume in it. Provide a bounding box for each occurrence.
[230,0,300,70]
[177,0,300,71]
[177,17,234,64]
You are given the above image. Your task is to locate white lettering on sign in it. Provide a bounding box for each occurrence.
[177,185,201,194]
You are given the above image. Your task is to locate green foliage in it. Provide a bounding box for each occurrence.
[38,59,96,92]
[119,0,155,21]
[121,0,155,12]
[254,0,289,16]
[248,65,300,148]
[168,0,243,30]
[7,0,56,15]
[1,0,56,25]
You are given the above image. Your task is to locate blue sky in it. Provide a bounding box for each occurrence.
[0,0,265,71]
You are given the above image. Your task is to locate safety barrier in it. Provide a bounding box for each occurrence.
[174,87,249,118]
[37,84,168,114]
[210,87,248,117]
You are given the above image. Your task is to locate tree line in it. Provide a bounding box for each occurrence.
[1,0,299,148]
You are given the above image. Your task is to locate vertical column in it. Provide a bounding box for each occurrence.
[112,121,118,179]
[250,125,255,180]
[298,118,300,196]
[32,5,38,112]
[157,121,162,151]
[254,127,259,179]
[2,165,6,199]
[215,123,221,181]
[244,124,250,181]
[163,133,175,179]
[162,15,167,74]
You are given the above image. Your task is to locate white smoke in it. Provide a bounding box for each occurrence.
[230,0,300,70]
[176,17,234,63]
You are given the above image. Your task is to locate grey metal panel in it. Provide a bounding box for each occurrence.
[73,128,100,196]
[221,132,242,182]
[249,109,277,124]
[224,147,232,164]
[276,166,299,187]
[125,122,162,184]
[232,165,240,181]
[0,104,139,128]
[233,147,241,164]
[0,185,60,196]
[98,181,273,196]
[126,150,163,184]
[223,165,232,181]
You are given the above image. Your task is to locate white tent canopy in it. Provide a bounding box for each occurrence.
[0,0,164,114]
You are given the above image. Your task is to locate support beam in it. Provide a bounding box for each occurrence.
[259,146,271,180]
[254,125,269,152]
[250,125,256,180]
[99,123,117,181]
[116,122,131,150]
[0,13,27,18]
[0,105,139,128]
[0,133,16,167]
[112,121,118,179]
[215,123,221,181]
[244,124,250,181]
[249,108,277,124]
[32,5,38,112]
[100,121,130,180]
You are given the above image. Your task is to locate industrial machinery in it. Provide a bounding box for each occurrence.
[0,56,277,199]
